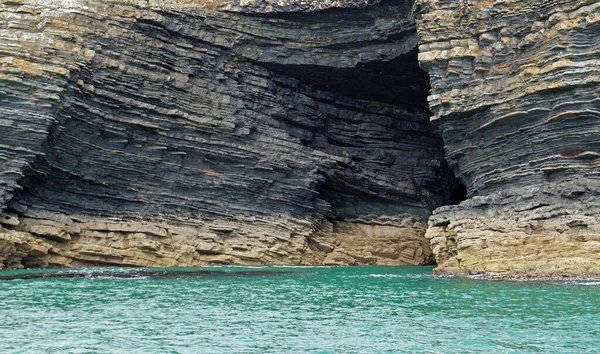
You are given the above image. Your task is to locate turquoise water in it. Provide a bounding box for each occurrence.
[1,266,600,353]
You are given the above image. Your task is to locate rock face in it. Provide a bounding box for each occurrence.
[417,0,600,276]
[0,0,460,268]
[3,0,596,275]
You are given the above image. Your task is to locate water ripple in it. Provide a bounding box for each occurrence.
[1,266,599,353]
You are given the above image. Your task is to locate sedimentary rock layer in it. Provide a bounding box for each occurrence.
[417,0,600,276]
[0,0,459,268]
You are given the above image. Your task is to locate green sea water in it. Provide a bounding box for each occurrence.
[1,266,599,353]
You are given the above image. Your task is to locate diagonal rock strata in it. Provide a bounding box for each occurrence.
[417,0,600,277]
[0,0,461,268]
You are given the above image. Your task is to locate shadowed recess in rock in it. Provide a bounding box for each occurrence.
[0,0,461,268]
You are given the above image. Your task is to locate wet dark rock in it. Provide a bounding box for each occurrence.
[0,0,458,268]
[0,268,298,281]
[417,0,600,277]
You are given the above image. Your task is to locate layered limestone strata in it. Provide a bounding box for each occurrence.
[417,0,600,276]
[0,211,431,268]
[0,0,459,268]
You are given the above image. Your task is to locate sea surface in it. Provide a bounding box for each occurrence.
[1,266,599,353]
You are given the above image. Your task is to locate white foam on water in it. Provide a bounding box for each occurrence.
[369,273,432,279]
[575,281,600,286]
[368,274,404,278]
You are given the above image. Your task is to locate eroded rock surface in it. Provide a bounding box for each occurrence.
[0,0,456,268]
[417,0,600,277]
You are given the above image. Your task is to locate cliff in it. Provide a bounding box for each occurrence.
[0,0,462,268]
[0,0,598,276]
[417,0,600,277]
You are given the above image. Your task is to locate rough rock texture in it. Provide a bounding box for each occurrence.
[0,0,459,268]
[417,0,600,277]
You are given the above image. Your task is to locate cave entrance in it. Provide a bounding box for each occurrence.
[264,47,466,223]
[263,48,430,111]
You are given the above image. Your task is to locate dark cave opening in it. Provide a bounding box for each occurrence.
[448,177,467,206]
[242,0,468,220]
[263,47,467,220]
[262,48,431,110]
